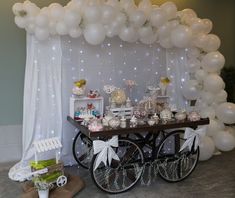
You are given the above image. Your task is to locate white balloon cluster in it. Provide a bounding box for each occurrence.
[13,0,235,159]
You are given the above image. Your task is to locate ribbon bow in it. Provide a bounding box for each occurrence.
[93,136,120,170]
[180,127,207,152]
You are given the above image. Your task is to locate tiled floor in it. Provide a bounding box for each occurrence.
[1,149,235,198]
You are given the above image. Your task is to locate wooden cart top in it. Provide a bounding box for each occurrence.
[67,116,209,138]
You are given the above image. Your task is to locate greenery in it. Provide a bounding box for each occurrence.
[30,158,63,189]
[30,158,56,170]
[221,66,235,103]
[34,181,50,191]
[33,171,62,184]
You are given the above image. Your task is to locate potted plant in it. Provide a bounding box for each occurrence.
[34,180,50,198]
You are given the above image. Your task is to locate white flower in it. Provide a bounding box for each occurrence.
[103,85,116,94]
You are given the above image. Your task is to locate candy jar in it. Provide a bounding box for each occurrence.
[126,97,132,108]
[111,88,127,106]
[88,119,103,132]
[175,110,187,121]
[152,113,159,124]
[188,111,201,121]
[108,117,120,128]
[160,108,173,123]
[102,111,113,126]
[147,118,155,126]
[130,115,138,127]
[120,116,127,128]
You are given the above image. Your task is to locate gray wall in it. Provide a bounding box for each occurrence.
[0,0,234,126]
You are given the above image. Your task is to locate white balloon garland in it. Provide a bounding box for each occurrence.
[13,0,235,159]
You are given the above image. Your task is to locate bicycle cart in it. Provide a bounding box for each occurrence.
[68,116,209,194]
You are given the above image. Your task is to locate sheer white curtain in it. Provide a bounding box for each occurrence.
[9,35,189,181]
[9,34,63,181]
[166,48,190,110]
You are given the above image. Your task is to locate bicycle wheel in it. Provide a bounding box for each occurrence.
[156,130,199,182]
[90,138,144,194]
[72,132,93,169]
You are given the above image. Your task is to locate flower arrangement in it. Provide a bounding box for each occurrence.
[103,85,116,94]
[72,79,86,96]
[74,79,86,88]
[125,79,137,98]
[159,77,171,96]
[34,180,51,191]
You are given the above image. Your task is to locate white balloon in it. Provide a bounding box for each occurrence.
[202,51,225,73]
[150,8,167,28]
[202,34,221,53]
[215,90,227,103]
[83,5,101,23]
[107,21,122,36]
[226,127,235,138]
[56,21,68,35]
[201,91,214,104]
[35,27,49,40]
[40,7,50,17]
[200,106,216,119]
[216,102,235,124]
[120,0,136,12]
[214,131,235,151]
[67,0,86,12]
[168,20,180,29]
[64,9,81,27]
[203,74,225,93]
[199,136,215,161]
[193,33,207,49]
[105,28,116,37]
[160,2,177,20]
[158,23,172,39]
[207,119,225,137]
[182,80,200,100]
[202,18,213,34]
[140,32,157,44]
[138,25,153,38]
[101,4,116,24]
[23,1,40,16]
[195,69,207,82]
[49,21,57,35]
[26,23,35,34]
[84,23,106,45]
[106,0,120,8]
[49,3,65,20]
[171,25,193,48]
[159,37,173,49]
[129,10,146,27]
[119,26,138,43]
[179,9,197,25]
[188,59,201,73]
[12,3,24,16]
[35,13,48,27]
[186,47,201,59]
[190,18,205,34]
[14,16,27,28]
[69,27,82,38]
[138,0,152,18]
[115,12,127,25]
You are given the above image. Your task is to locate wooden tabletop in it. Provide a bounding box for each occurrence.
[67,116,209,138]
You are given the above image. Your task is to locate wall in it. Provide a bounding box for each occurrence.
[0,0,68,163]
[0,0,234,163]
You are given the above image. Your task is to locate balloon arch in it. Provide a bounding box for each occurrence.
[12,0,235,162]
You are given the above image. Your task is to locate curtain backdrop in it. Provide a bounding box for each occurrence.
[9,34,189,181]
